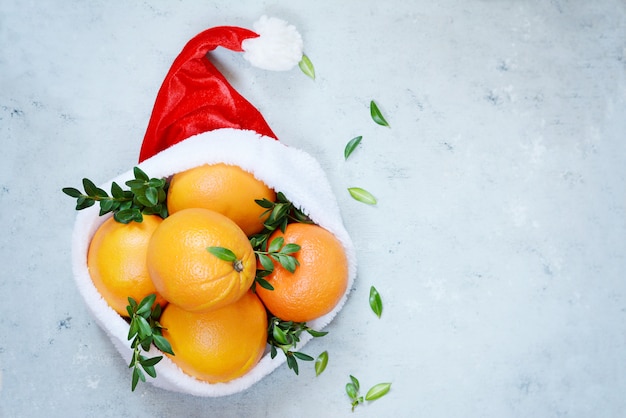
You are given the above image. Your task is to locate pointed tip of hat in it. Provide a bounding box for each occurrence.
[242,16,304,71]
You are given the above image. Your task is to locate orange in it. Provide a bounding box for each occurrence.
[160,290,268,383]
[166,163,276,236]
[87,215,166,316]
[255,223,349,322]
[147,208,256,312]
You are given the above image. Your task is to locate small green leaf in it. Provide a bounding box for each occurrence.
[365,382,392,401]
[292,351,314,361]
[144,186,158,206]
[277,254,298,273]
[370,100,390,127]
[82,178,99,196]
[350,375,360,392]
[348,187,377,205]
[136,316,152,338]
[369,286,383,318]
[315,351,328,376]
[272,324,289,345]
[255,277,274,291]
[141,364,157,379]
[286,353,299,374]
[153,334,174,355]
[62,187,82,198]
[207,247,238,262]
[139,355,163,368]
[306,329,328,338]
[344,136,363,160]
[299,54,315,80]
[257,253,274,271]
[346,382,358,399]
[137,294,157,316]
[133,166,149,181]
[281,243,301,254]
[268,236,285,253]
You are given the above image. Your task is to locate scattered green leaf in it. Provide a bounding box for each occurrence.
[370,100,390,127]
[365,382,392,401]
[345,375,392,411]
[348,187,377,205]
[369,286,383,318]
[344,136,363,160]
[315,351,329,376]
[299,54,316,80]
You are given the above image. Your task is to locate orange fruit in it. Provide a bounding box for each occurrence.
[160,290,268,383]
[147,208,256,312]
[255,223,349,322]
[87,215,166,316]
[166,163,276,236]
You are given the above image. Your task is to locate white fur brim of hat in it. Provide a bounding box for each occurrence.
[71,128,357,397]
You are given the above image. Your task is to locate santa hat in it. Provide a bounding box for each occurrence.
[72,17,357,397]
[138,15,303,162]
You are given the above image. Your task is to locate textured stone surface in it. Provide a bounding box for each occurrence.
[1,1,625,416]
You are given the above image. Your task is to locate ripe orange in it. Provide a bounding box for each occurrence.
[87,215,166,316]
[166,163,276,236]
[255,223,349,322]
[146,208,256,312]
[160,290,268,383]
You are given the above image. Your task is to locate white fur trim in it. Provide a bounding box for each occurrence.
[242,16,303,71]
[71,129,357,397]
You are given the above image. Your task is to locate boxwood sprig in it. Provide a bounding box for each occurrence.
[267,316,328,375]
[249,191,312,250]
[126,294,174,391]
[62,167,168,224]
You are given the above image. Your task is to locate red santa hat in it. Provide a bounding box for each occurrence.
[138,15,304,162]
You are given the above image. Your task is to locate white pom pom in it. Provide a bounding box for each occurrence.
[242,16,303,71]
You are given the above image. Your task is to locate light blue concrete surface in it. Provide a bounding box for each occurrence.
[1,1,625,417]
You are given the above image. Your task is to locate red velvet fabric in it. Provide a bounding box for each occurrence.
[138,26,278,162]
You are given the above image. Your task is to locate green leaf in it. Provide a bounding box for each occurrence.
[299,54,315,80]
[144,186,158,206]
[110,182,125,199]
[344,136,363,160]
[272,324,289,345]
[137,294,157,314]
[315,351,328,376]
[140,355,163,368]
[350,375,360,392]
[281,243,301,254]
[207,247,238,262]
[136,316,152,339]
[277,254,298,273]
[365,382,392,401]
[82,178,99,196]
[286,354,299,374]
[142,364,157,379]
[306,329,328,338]
[292,351,314,361]
[268,236,285,253]
[370,100,390,127]
[153,334,174,355]
[369,286,383,318]
[133,166,149,181]
[62,187,82,198]
[346,382,358,399]
[257,253,274,271]
[348,187,377,205]
[115,209,137,224]
[255,277,274,291]
[75,196,95,210]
